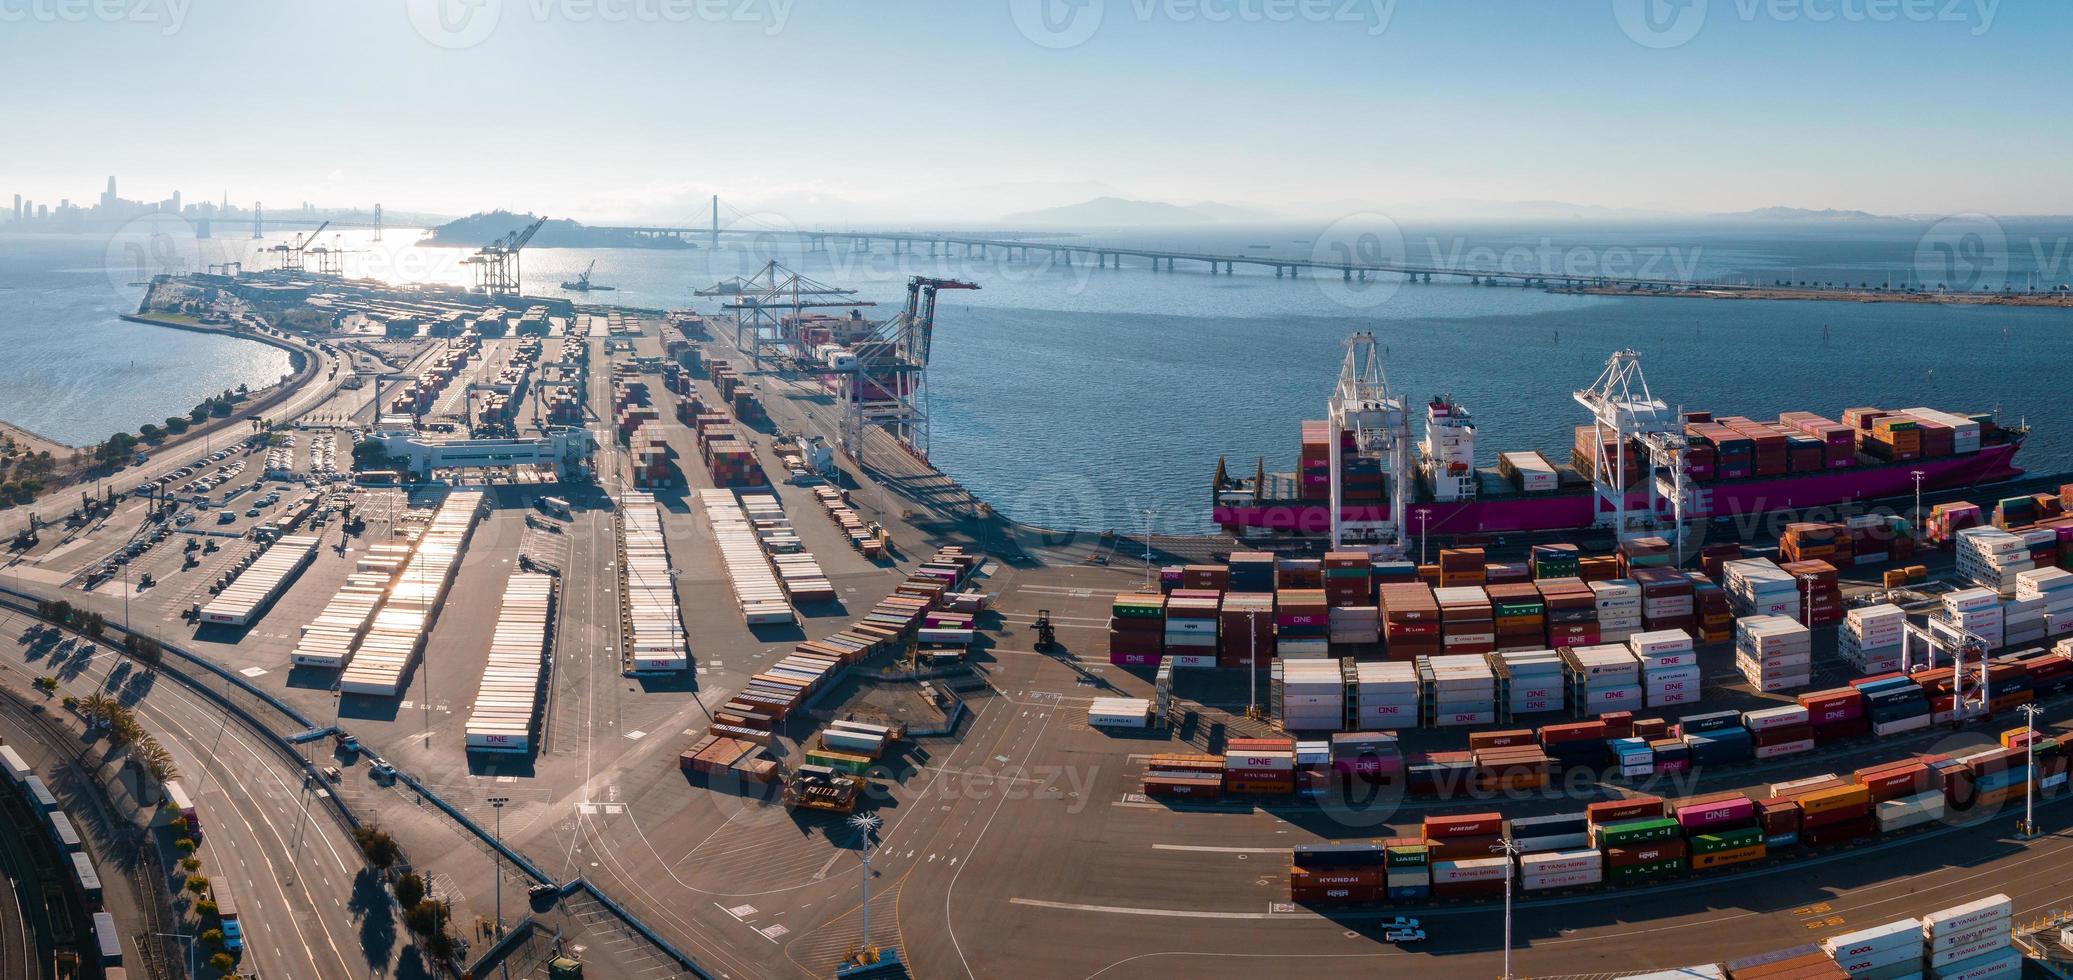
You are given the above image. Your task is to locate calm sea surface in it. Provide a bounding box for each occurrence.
[8,218,2070,529]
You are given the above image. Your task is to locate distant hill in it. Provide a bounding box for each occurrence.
[999,197,1275,226]
[1714,206,1894,221]
[419,211,695,249]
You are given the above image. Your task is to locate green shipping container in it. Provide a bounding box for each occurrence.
[1609,857,1685,882]
[1595,817,1681,847]
[1688,825,1764,856]
[805,750,874,775]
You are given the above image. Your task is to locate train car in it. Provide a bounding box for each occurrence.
[0,745,30,785]
[47,810,81,852]
[22,774,57,814]
[69,852,102,908]
[91,911,121,966]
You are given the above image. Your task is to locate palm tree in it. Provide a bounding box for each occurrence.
[80,693,116,727]
[135,739,177,784]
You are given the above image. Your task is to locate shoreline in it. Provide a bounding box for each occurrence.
[0,418,70,455]
[1561,285,2073,308]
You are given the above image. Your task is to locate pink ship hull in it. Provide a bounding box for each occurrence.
[1214,442,2023,536]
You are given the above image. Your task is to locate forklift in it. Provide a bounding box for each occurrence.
[1033,609,1057,653]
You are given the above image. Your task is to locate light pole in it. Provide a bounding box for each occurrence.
[1141,507,1157,591]
[1910,469,1925,536]
[1493,835,1520,979]
[1246,614,1259,720]
[1415,508,1431,566]
[489,795,510,934]
[2016,703,2041,838]
[155,930,198,978]
[847,812,882,966]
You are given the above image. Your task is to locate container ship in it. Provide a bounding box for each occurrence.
[1213,346,2025,541]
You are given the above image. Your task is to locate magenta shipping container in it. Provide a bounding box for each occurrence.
[1676,797,1757,830]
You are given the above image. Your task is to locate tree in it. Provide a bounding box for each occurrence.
[180,856,200,874]
[209,952,235,972]
[45,599,71,626]
[393,872,425,909]
[163,415,191,435]
[137,739,177,783]
[352,824,401,870]
[80,692,115,726]
[201,927,223,948]
[402,898,450,938]
[139,423,163,443]
[175,837,197,855]
[189,405,210,425]
[32,676,56,695]
[185,874,210,897]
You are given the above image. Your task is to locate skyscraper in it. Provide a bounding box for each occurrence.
[11,194,19,224]
[102,176,117,210]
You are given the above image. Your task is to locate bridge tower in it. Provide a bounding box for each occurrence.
[373,203,383,242]
[1327,332,1411,551]
[252,201,263,239]
[1573,349,1690,552]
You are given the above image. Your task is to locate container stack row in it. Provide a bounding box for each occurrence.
[463,572,554,754]
[198,533,321,627]
[621,493,689,672]
[290,545,403,667]
[1840,604,1906,675]
[696,489,795,626]
[340,492,483,696]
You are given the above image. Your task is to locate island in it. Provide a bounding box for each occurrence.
[418,210,695,250]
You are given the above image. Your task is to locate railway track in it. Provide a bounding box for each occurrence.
[0,669,178,978]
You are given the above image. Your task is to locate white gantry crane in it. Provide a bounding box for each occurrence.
[1328,332,1412,551]
[1573,349,1691,554]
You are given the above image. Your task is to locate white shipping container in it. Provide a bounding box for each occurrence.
[1922,895,2012,939]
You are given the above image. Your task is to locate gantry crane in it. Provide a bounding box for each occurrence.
[702,260,871,367]
[837,275,977,464]
[1574,349,1689,552]
[264,220,330,272]
[462,216,548,296]
[305,231,362,277]
[1328,332,1412,551]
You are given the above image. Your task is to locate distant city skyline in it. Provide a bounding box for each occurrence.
[5,3,2070,223]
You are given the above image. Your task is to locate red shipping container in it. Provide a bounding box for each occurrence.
[1290,885,1376,904]
[1799,802,1870,830]
[1606,838,1688,868]
[1423,812,1504,838]
[1587,796,1666,824]
[1801,814,1874,846]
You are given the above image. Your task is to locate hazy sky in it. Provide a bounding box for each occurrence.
[3,0,2064,223]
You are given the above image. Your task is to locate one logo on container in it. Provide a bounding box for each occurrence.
[1011,0,1104,50]
[1613,0,1707,49]
[406,0,503,50]
[1914,213,2008,295]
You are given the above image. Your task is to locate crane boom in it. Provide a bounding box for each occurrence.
[294,220,331,252]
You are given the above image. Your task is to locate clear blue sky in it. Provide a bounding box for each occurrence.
[3,0,2065,223]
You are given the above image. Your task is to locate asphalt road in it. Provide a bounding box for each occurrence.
[0,609,419,979]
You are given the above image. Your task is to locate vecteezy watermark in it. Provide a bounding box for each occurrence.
[1914,213,2009,294]
[1614,0,2000,49]
[1012,0,1395,49]
[0,0,191,35]
[1312,212,1408,311]
[405,0,794,49]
